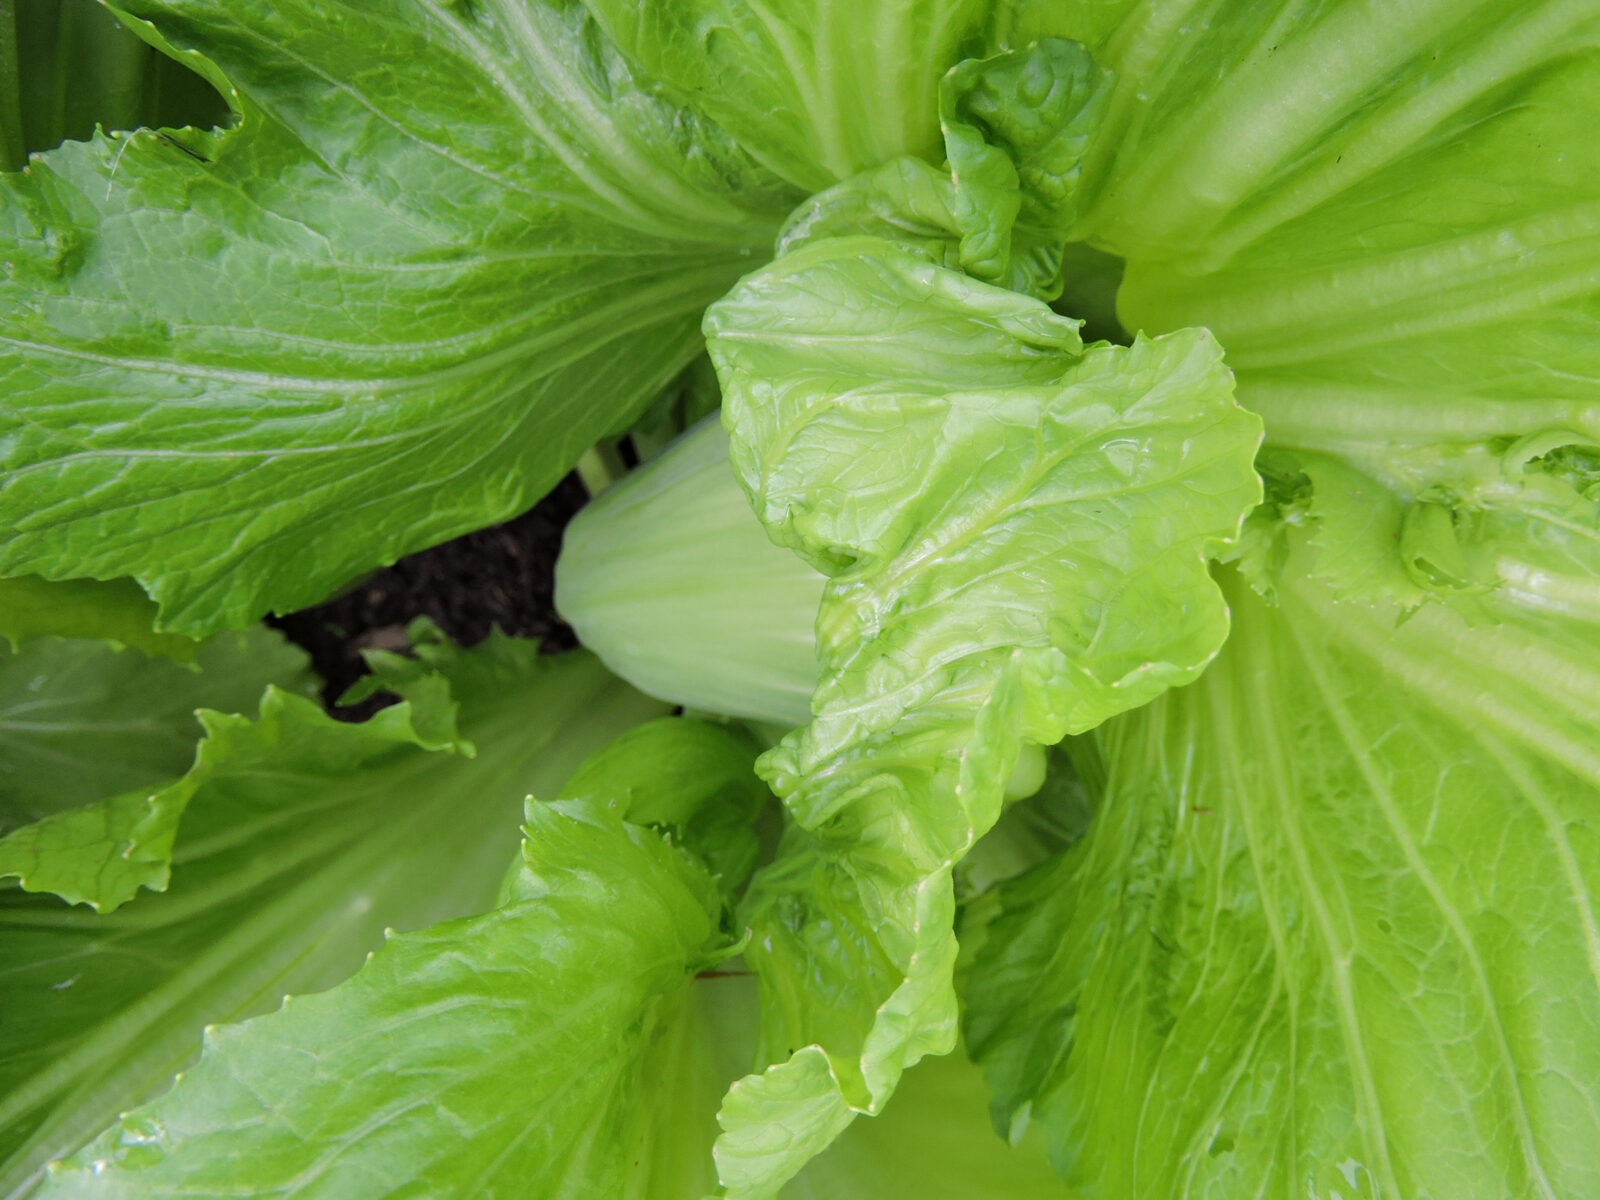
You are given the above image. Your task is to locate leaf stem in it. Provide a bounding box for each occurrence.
[0,0,25,170]
[575,442,629,498]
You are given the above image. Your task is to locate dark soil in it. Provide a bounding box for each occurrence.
[268,473,588,719]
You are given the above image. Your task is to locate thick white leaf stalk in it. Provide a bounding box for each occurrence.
[556,417,825,728]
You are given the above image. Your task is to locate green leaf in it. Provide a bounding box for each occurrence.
[939,39,1112,298]
[1,788,194,918]
[0,0,792,635]
[704,232,1261,1195]
[558,714,771,889]
[1055,1,1600,459]
[1265,430,1600,625]
[4,0,228,169]
[0,628,311,910]
[966,475,1600,1200]
[579,0,991,191]
[0,576,199,658]
[772,39,1114,301]
[710,236,1261,743]
[628,353,726,463]
[0,641,667,1196]
[40,797,734,1200]
[983,0,1139,55]
[783,1045,1074,1199]
[0,627,309,830]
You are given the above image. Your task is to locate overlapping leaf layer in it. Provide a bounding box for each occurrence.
[4,1,1599,1197]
